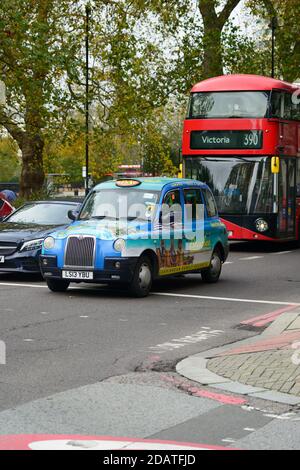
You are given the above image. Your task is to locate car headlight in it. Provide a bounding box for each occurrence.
[255,218,269,233]
[43,237,56,250]
[113,238,125,252]
[20,238,44,252]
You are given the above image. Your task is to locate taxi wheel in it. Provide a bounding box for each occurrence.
[46,278,70,292]
[201,249,222,284]
[129,256,153,298]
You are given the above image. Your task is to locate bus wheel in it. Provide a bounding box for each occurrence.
[130,256,153,298]
[46,279,70,292]
[201,249,222,284]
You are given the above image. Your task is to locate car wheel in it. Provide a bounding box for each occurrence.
[46,278,70,292]
[201,248,222,283]
[129,256,153,298]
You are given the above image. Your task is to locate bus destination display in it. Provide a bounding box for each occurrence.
[190,130,263,150]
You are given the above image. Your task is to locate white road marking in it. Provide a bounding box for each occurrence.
[222,438,236,443]
[80,316,89,318]
[152,292,300,306]
[23,339,34,342]
[0,282,46,289]
[273,251,293,255]
[224,261,234,265]
[1,281,299,308]
[244,428,256,432]
[239,256,264,261]
[149,327,224,353]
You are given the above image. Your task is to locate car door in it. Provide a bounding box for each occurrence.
[157,189,184,275]
[183,188,211,269]
[201,187,219,260]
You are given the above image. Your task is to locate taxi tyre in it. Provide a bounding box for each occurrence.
[46,278,70,293]
[201,248,222,284]
[129,255,153,298]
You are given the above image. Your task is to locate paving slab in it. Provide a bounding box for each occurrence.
[287,316,300,331]
[261,312,300,337]
[248,390,300,405]
[213,382,266,395]
[176,357,230,385]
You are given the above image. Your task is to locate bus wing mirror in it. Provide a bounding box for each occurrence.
[271,156,280,174]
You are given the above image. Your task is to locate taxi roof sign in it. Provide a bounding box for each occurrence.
[116,179,141,188]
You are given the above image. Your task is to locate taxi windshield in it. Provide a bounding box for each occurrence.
[79,189,160,222]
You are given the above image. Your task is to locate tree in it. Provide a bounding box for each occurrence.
[199,0,242,78]
[247,0,300,82]
[0,0,84,196]
[0,136,20,181]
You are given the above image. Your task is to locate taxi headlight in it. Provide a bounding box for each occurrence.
[255,219,269,233]
[44,237,55,250]
[113,238,125,252]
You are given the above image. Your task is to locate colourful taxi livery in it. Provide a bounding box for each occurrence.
[40,178,229,297]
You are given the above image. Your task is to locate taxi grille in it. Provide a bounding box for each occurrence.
[64,236,95,268]
[0,242,18,256]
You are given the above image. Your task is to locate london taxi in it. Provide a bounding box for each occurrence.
[40,178,229,297]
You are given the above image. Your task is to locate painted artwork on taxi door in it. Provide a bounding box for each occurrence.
[156,238,211,276]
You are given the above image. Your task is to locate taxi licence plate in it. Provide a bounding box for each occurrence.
[62,271,94,280]
[0,256,5,263]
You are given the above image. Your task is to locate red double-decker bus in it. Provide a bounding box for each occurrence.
[182,74,300,242]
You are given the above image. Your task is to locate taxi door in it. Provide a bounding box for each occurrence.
[183,188,212,269]
[157,188,184,275]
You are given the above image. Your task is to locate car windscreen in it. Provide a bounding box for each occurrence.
[79,189,160,222]
[6,203,76,225]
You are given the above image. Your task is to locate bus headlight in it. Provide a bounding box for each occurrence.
[113,238,125,252]
[255,219,269,233]
[44,237,55,250]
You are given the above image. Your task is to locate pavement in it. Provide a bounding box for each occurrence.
[177,309,300,404]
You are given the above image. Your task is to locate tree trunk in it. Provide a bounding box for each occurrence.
[19,134,45,197]
[202,27,223,78]
[199,0,242,79]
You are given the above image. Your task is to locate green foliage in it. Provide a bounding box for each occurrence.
[0,136,20,181]
[1,0,300,197]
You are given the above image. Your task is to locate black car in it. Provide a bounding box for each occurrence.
[0,200,81,274]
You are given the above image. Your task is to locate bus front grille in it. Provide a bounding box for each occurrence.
[64,236,95,268]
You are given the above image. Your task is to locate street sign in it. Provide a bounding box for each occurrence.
[82,166,87,178]
[0,81,6,106]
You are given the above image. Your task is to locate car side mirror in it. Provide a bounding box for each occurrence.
[68,210,79,221]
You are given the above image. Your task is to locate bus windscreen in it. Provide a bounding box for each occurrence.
[185,156,273,215]
[188,91,269,119]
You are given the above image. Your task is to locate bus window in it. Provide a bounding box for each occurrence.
[284,94,293,120]
[296,161,300,197]
[292,98,300,121]
[271,91,293,120]
[271,91,284,118]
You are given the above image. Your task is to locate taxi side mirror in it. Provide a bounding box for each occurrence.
[271,156,280,174]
